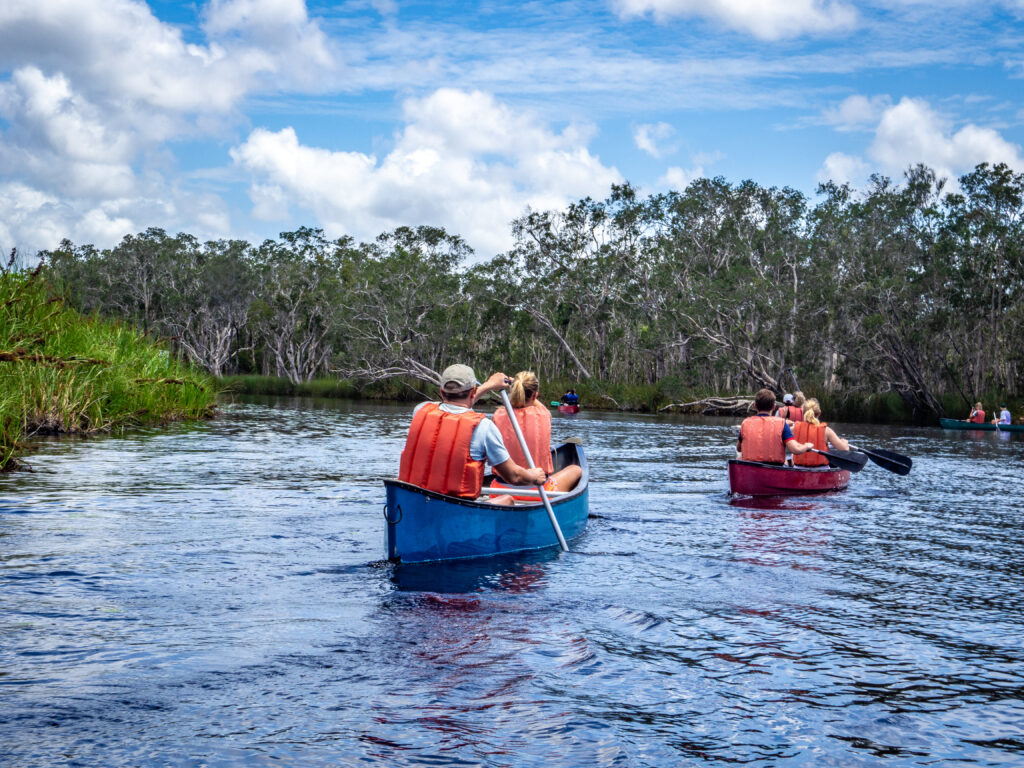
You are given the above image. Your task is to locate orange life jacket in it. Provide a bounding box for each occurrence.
[398,403,486,498]
[778,405,804,422]
[792,421,828,467]
[740,415,787,464]
[969,410,986,423]
[493,402,554,473]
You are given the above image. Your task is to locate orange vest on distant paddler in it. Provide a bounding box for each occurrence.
[493,402,554,474]
[740,415,787,464]
[777,404,803,422]
[792,421,828,467]
[398,403,486,498]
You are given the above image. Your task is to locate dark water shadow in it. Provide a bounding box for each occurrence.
[389,548,561,594]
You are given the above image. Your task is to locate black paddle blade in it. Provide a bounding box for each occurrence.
[814,448,868,472]
[851,445,913,475]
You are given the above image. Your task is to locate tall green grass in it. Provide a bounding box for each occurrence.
[0,270,216,469]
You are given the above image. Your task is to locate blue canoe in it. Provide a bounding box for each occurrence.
[383,442,589,564]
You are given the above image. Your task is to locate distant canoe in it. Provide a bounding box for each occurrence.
[940,417,1024,433]
[383,442,589,564]
[728,459,850,496]
[557,404,580,414]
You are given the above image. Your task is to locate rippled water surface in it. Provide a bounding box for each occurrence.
[2,398,1023,767]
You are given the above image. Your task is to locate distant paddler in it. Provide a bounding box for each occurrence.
[397,364,579,506]
[993,404,1011,426]
[964,402,986,424]
[775,392,803,422]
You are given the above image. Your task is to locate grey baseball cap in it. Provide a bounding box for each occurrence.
[440,364,479,393]
[783,393,794,403]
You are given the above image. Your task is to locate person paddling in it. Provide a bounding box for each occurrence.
[966,402,986,423]
[776,392,803,422]
[398,364,545,506]
[993,404,1011,425]
[737,388,815,465]
[792,398,849,467]
[492,371,582,498]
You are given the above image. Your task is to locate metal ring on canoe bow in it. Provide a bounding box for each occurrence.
[383,503,402,524]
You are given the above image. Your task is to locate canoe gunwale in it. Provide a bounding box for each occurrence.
[382,441,588,510]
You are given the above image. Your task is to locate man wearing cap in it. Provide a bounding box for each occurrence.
[398,364,547,503]
[775,393,803,422]
[995,404,1011,425]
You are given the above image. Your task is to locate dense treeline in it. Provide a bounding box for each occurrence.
[40,162,1024,421]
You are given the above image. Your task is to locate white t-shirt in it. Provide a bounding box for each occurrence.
[411,402,510,465]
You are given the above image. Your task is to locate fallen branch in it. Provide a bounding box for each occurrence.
[660,396,757,415]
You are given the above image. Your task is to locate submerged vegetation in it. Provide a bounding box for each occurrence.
[0,265,216,470]
[39,162,1024,422]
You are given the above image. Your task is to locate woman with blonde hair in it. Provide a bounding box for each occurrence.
[491,371,581,497]
[966,402,986,424]
[792,398,849,467]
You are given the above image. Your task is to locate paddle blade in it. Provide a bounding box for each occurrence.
[815,448,868,472]
[550,401,561,407]
[852,446,913,475]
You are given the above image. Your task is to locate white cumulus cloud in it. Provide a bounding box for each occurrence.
[0,0,336,255]
[231,89,623,257]
[820,94,892,131]
[634,122,677,158]
[612,0,858,40]
[658,164,704,190]
[816,97,1024,187]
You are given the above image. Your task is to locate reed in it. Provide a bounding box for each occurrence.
[0,269,216,469]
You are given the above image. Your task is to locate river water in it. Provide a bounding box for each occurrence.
[2,398,1022,767]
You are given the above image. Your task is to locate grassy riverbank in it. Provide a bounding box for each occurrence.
[1,270,216,470]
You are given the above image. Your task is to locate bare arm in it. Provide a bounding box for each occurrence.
[473,371,509,403]
[825,427,849,451]
[785,439,816,455]
[492,458,546,486]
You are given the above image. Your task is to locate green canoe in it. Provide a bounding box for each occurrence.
[940,417,1024,433]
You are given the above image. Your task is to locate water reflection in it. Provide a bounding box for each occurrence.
[390,550,557,594]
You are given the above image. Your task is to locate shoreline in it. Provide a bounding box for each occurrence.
[217,374,1016,427]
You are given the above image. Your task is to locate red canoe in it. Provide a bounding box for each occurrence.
[557,404,580,414]
[728,459,850,496]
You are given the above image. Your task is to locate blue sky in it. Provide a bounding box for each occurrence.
[0,0,1022,259]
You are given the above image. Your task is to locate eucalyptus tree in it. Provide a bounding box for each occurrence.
[940,162,1024,398]
[653,178,808,393]
[250,227,348,384]
[159,238,256,377]
[507,190,638,381]
[331,226,473,387]
[810,166,947,417]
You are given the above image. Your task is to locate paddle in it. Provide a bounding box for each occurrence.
[500,388,569,552]
[847,444,913,475]
[809,448,868,472]
[550,400,561,407]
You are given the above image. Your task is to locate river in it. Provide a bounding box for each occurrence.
[2,397,1022,767]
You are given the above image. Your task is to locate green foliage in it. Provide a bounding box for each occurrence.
[37,162,1024,424]
[0,269,216,469]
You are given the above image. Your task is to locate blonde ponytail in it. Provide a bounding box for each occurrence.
[509,370,540,408]
[803,397,822,426]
